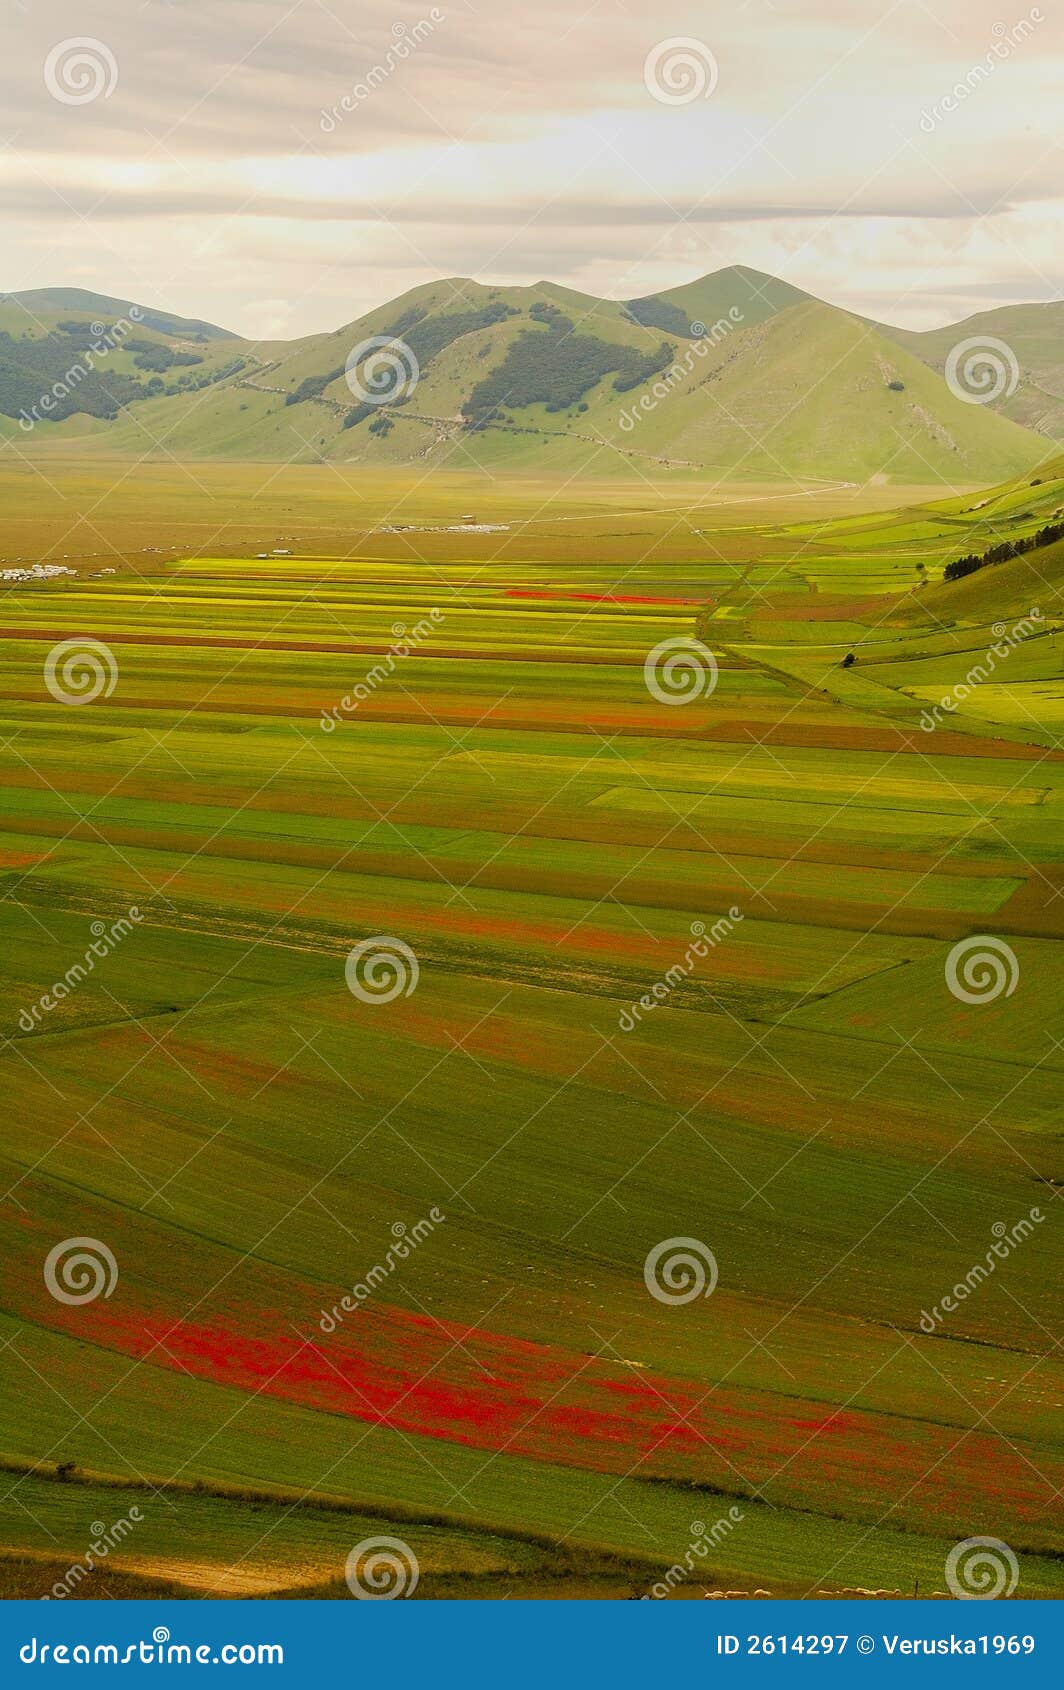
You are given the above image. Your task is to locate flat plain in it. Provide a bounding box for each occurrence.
[0,459,1061,1598]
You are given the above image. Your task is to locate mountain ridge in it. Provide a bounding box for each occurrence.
[1,267,1058,483]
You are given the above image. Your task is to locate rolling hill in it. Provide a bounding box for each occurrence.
[0,267,1055,484]
[0,288,248,433]
[883,301,1064,441]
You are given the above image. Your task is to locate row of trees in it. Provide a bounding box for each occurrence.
[943,518,1064,582]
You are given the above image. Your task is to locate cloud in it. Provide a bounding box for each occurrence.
[4,0,1062,334]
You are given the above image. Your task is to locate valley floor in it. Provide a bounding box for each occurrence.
[0,464,1061,1599]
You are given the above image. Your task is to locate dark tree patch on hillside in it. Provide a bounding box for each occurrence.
[463,319,675,430]
[529,302,571,329]
[0,330,146,422]
[0,320,249,423]
[312,301,517,421]
[286,367,345,406]
[125,338,204,373]
[624,296,699,337]
[943,519,1064,582]
[400,300,517,370]
[612,343,678,393]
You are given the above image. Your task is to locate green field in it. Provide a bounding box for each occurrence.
[0,461,1061,1601]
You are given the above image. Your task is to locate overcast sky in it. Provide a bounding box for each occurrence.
[4,0,1061,337]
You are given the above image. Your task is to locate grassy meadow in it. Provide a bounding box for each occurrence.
[0,458,1061,1600]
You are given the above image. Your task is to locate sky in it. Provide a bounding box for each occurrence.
[4,0,1062,339]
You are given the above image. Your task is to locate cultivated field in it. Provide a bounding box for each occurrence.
[0,462,1061,1599]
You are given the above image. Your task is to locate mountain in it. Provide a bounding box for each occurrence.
[0,288,245,432]
[0,268,1054,484]
[881,302,1064,441]
[1,288,238,341]
[626,264,812,336]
